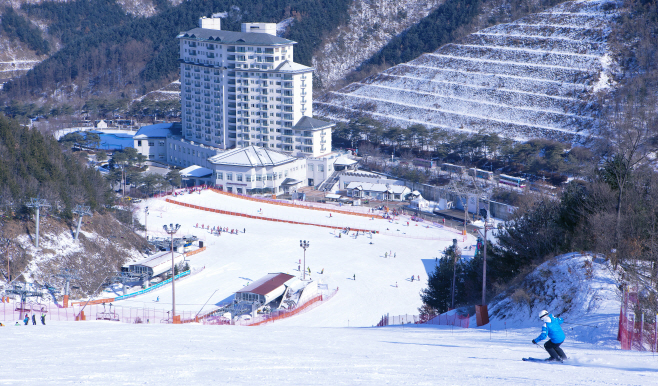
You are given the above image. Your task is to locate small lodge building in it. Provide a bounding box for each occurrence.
[235,273,296,305]
[345,182,411,201]
[123,250,186,277]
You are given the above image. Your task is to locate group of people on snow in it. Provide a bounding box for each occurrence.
[12,313,47,326]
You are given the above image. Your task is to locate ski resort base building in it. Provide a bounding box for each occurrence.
[208,146,308,195]
[132,122,348,192]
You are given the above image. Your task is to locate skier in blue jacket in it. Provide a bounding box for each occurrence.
[532,310,567,362]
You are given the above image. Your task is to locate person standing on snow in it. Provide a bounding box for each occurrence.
[23,314,29,325]
[41,313,46,325]
[532,310,567,362]
[32,314,36,325]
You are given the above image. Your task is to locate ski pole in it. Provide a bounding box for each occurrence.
[563,322,598,328]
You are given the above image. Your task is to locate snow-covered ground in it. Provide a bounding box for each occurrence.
[1,322,655,385]
[3,191,655,384]
[112,190,476,325]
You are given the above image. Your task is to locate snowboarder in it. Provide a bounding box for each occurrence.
[23,314,29,325]
[244,228,245,233]
[394,253,396,258]
[353,274,356,280]
[321,268,324,274]
[40,313,46,325]
[411,275,414,282]
[156,296,160,302]
[32,314,36,325]
[532,310,567,362]
[385,252,388,258]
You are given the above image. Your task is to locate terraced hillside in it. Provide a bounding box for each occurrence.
[315,0,619,142]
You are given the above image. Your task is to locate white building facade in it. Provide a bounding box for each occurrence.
[177,16,333,158]
[208,146,307,195]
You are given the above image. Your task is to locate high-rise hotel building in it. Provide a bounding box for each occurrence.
[177,16,333,157]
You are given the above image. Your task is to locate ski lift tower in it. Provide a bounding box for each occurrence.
[448,180,478,238]
[55,269,82,308]
[72,205,92,242]
[26,197,51,248]
[109,272,147,296]
[5,282,44,313]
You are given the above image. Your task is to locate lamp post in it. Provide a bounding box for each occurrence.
[300,240,310,280]
[163,223,180,322]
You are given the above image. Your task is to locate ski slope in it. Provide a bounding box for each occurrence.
[1,321,655,385]
[3,193,654,384]
[114,190,476,326]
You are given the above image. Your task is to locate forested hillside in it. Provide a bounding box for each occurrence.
[2,0,572,108]
[0,114,112,215]
[1,0,353,104]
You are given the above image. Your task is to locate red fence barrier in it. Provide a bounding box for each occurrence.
[1,289,338,327]
[165,198,377,234]
[618,288,658,351]
[0,301,197,324]
[376,311,470,328]
[207,187,376,219]
[201,289,338,326]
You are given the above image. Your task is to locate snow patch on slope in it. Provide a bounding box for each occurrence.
[312,0,446,89]
[315,0,619,142]
[488,252,621,348]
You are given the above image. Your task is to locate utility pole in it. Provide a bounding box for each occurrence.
[450,239,461,309]
[163,223,181,323]
[72,205,92,242]
[26,198,51,248]
[300,240,310,280]
[1,238,11,282]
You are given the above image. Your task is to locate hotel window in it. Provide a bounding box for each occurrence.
[226,173,233,181]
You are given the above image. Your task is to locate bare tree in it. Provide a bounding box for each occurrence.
[599,93,658,265]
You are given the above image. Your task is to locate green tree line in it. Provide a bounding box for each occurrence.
[1,6,50,55]
[0,114,113,217]
[3,0,352,103]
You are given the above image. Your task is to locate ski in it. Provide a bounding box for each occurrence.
[522,357,563,363]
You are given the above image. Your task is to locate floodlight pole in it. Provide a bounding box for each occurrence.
[72,205,92,241]
[26,198,51,248]
[145,206,149,240]
[163,223,181,322]
[300,240,310,280]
